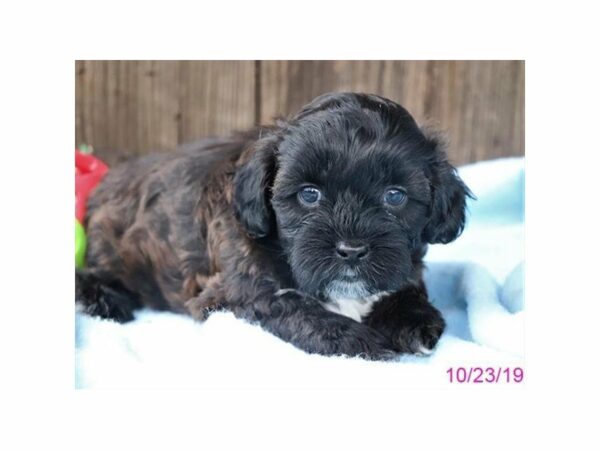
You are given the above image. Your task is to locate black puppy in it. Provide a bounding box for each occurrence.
[77,92,471,359]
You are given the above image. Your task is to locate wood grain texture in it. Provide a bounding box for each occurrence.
[178,61,256,141]
[76,60,524,166]
[260,61,525,165]
[75,61,255,166]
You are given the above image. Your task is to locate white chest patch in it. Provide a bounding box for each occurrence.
[323,281,389,322]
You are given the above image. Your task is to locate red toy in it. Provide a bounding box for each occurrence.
[75,149,108,222]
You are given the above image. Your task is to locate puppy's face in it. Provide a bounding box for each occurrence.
[234,93,470,300]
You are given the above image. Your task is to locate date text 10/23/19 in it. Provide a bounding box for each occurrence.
[447,367,524,384]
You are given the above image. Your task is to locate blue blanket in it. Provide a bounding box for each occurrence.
[75,157,525,388]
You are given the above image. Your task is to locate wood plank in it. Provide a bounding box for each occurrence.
[178,61,255,142]
[75,60,256,166]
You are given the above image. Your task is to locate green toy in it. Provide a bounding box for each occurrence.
[75,219,87,268]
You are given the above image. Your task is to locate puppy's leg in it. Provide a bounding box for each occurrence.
[75,270,140,323]
[365,282,445,355]
[209,277,396,360]
[185,274,227,320]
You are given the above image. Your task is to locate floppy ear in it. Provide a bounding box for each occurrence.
[232,133,279,238]
[422,137,473,245]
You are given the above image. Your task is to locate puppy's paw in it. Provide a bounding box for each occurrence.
[338,335,399,361]
[264,290,397,360]
[78,284,135,323]
[392,308,445,355]
[318,317,398,361]
[185,274,226,321]
[76,271,137,323]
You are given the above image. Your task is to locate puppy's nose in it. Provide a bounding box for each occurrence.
[336,242,370,262]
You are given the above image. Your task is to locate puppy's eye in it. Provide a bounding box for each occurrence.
[383,188,407,206]
[298,186,322,205]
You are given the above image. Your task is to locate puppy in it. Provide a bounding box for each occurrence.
[76,92,471,359]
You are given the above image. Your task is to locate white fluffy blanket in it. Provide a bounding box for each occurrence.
[75,157,525,388]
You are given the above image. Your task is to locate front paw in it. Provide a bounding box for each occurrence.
[328,322,398,361]
[264,290,397,360]
[391,308,445,355]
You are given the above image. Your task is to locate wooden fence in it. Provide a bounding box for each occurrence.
[76,60,524,166]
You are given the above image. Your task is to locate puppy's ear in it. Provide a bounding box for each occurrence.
[233,133,279,238]
[422,135,473,245]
